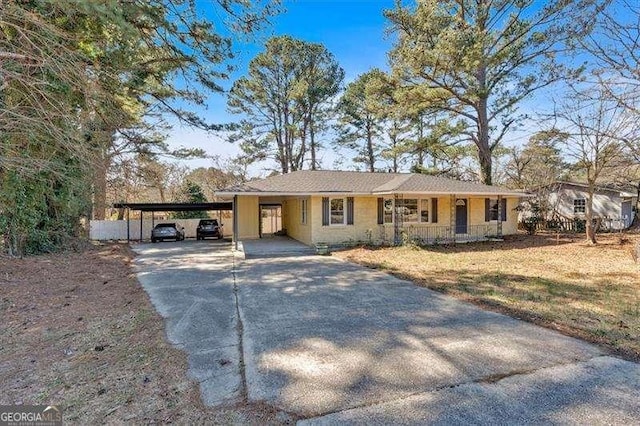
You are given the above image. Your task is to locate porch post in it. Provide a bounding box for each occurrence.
[497,195,503,237]
[450,194,456,242]
[393,193,403,245]
[233,195,238,250]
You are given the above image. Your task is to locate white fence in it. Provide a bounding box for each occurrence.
[90,217,233,241]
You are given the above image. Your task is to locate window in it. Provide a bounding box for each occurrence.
[330,198,345,225]
[397,198,419,222]
[381,198,433,223]
[574,198,586,214]
[488,199,499,221]
[420,199,430,222]
[383,199,393,223]
[485,198,507,222]
[300,199,308,224]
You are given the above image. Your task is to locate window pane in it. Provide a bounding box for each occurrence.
[331,198,344,224]
[490,199,499,221]
[402,199,418,222]
[384,199,393,223]
[301,200,307,224]
[420,199,429,222]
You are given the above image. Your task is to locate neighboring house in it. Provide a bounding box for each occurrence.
[528,181,638,230]
[216,170,525,246]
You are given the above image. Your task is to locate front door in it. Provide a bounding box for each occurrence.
[455,198,468,234]
[259,205,282,238]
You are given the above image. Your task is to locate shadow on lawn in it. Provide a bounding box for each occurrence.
[350,259,639,363]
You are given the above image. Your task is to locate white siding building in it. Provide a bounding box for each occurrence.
[533,182,637,229]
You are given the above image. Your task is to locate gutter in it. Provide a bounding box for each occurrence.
[215,191,531,198]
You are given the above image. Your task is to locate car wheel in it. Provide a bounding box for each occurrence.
[151,238,157,243]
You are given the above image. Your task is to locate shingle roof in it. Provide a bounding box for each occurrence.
[217,170,525,196]
[537,181,637,198]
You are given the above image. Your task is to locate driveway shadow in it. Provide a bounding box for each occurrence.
[234,256,628,418]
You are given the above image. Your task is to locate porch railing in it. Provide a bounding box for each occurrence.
[402,224,498,245]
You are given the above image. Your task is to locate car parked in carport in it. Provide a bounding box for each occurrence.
[151,223,185,242]
[196,219,223,240]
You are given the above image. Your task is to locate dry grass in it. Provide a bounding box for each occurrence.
[335,233,640,362]
[0,244,284,424]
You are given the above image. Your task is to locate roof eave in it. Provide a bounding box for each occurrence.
[214,191,373,197]
[372,190,530,197]
[216,190,530,197]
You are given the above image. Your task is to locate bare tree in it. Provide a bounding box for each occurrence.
[556,85,638,244]
[584,0,640,108]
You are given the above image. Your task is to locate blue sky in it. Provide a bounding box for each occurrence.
[165,0,571,176]
[167,0,396,174]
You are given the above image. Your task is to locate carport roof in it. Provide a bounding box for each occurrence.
[113,202,232,212]
[216,170,527,197]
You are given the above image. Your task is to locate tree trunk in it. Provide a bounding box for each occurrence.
[158,185,166,203]
[93,154,110,220]
[416,116,425,168]
[310,119,317,170]
[476,58,492,185]
[391,135,398,173]
[478,143,492,185]
[366,122,375,173]
[585,188,597,244]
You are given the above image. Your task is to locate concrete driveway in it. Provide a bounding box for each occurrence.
[132,240,242,405]
[133,241,640,424]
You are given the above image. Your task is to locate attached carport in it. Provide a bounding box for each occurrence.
[113,202,233,242]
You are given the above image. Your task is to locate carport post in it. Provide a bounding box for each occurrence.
[151,211,155,228]
[126,208,130,242]
[139,210,143,242]
[233,195,238,250]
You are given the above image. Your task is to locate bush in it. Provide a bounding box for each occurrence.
[0,166,91,256]
[521,217,541,235]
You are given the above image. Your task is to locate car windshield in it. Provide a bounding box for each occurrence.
[200,220,218,226]
[155,223,176,229]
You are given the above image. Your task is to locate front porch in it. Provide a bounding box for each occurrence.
[400,224,504,245]
[230,193,517,249]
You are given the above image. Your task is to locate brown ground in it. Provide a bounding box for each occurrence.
[335,232,640,363]
[0,244,283,424]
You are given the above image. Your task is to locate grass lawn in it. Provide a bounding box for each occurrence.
[0,244,280,424]
[335,232,640,362]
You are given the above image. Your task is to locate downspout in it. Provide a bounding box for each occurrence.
[233,195,238,251]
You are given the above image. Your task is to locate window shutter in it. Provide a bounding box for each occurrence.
[501,198,507,222]
[322,197,329,226]
[347,197,354,225]
[377,198,384,225]
[485,198,491,222]
[431,198,438,223]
